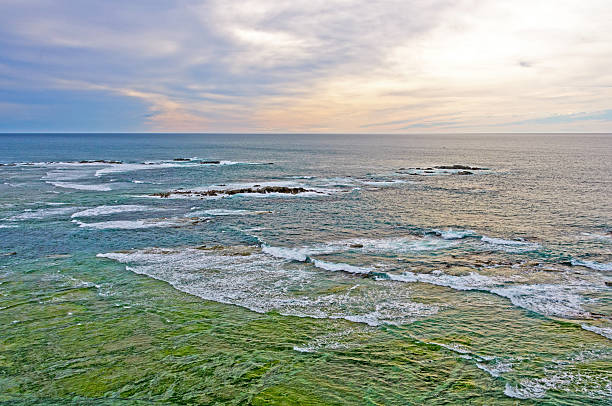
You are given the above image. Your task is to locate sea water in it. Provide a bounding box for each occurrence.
[0,133,610,404]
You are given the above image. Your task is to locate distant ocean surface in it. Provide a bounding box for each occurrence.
[1,133,610,404]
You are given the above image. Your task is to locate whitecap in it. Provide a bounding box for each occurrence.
[46,181,112,191]
[312,259,372,274]
[571,259,612,272]
[72,217,200,230]
[581,324,612,340]
[504,383,546,399]
[189,209,270,217]
[71,205,164,218]
[388,271,592,319]
[261,236,455,264]
[262,245,313,262]
[481,236,539,252]
[94,162,185,177]
[97,246,438,327]
[476,361,512,377]
[7,207,80,221]
[432,228,476,240]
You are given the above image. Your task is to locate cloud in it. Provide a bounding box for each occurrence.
[0,0,611,132]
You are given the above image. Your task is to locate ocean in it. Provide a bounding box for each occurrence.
[0,133,610,404]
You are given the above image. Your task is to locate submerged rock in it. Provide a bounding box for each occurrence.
[173,158,191,161]
[456,171,473,175]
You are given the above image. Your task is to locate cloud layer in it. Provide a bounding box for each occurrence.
[1,0,611,132]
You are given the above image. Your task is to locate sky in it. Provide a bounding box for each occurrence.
[0,0,611,133]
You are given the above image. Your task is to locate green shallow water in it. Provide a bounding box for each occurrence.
[1,254,610,405]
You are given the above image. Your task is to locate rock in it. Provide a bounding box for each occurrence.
[199,160,221,164]
[153,186,319,198]
[350,243,364,248]
[3,252,17,256]
[560,261,573,266]
[173,158,191,161]
[435,165,486,170]
[78,160,122,164]
[606,281,612,287]
[456,171,473,175]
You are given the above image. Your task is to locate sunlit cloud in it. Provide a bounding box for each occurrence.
[0,0,610,132]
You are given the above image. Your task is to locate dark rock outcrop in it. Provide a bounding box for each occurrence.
[78,160,123,164]
[435,165,485,170]
[153,186,318,198]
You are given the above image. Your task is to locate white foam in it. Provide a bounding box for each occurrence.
[260,237,455,266]
[571,259,612,272]
[312,259,372,274]
[476,361,512,377]
[262,245,312,262]
[389,271,592,319]
[504,383,546,399]
[433,228,475,240]
[581,324,612,340]
[46,181,112,191]
[94,162,183,177]
[97,247,438,327]
[358,179,407,186]
[481,236,539,252]
[72,217,198,230]
[71,205,163,218]
[505,361,612,400]
[389,271,496,291]
[190,209,270,217]
[7,207,80,221]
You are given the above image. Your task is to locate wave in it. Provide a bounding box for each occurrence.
[581,324,612,340]
[503,351,611,400]
[312,259,373,274]
[189,209,271,217]
[72,217,203,230]
[7,206,80,221]
[97,246,438,327]
[261,236,455,263]
[431,228,476,240]
[358,179,408,186]
[46,181,112,191]
[71,205,164,218]
[504,383,546,399]
[476,361,513,378]
[480,236,539,252]
[571,259,612,272]
[388,271,592,319]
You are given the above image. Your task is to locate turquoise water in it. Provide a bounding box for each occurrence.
[1,133,610,404]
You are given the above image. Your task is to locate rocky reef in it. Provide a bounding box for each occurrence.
[153,186,318,198]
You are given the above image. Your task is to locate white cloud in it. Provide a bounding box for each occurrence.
[0,0,611,132]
